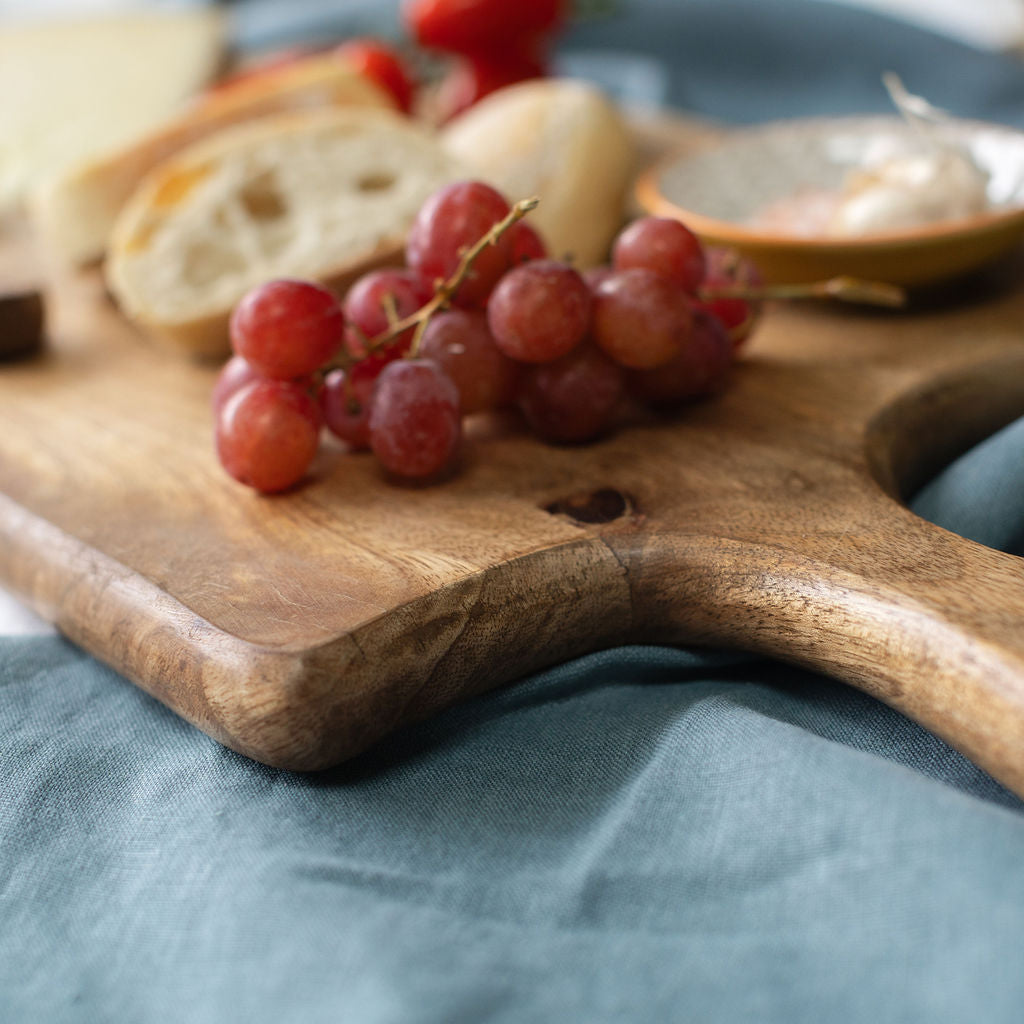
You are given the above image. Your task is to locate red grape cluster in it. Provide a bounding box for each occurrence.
[213,180,761,493]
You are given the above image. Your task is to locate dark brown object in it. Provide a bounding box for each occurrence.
[0,219,45,360]
[0,289,44,360]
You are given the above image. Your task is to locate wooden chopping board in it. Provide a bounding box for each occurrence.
[3,152,1024,796]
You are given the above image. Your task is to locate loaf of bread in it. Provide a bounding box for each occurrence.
[0,9,225,216]
[105,108,465,359]
[33,53,395,266]
[440,79,636,267]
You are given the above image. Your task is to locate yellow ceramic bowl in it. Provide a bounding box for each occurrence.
[636,115,1024,286]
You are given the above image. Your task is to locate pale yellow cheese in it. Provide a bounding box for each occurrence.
[0,9,225,212]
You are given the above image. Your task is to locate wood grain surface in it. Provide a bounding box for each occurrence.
[2,127,1024,794]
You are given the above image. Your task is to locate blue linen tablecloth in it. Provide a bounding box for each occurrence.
[3,2,1024,1021]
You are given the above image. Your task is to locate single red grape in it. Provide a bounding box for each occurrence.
[518,344,625,444]
[487,259,591,364]
[612,216,706,294]
[509,221,548,264]
[418,309,519,413]
[343,268,431,352]
[343,328,412,380]
[697,247,763,350]
[342,268,427,378]
[215,378,321,493]
[229,278,344,380]
[627,310,733,405]
[212,355,320,422]
[321,367,375,450]
[590,267,693,370]
[368,358,462,479]
[334,38,416,114]
[405,181,514,308]
[211,355,262,415]
[581,265,614,294]
[347,349,400,390]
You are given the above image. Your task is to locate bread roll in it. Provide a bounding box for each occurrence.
[33,54,395,266]
[441,79,636,267]
[106,108,464,359]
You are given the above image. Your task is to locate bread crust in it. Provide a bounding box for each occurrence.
[105,108,463,359]
[126,242,406,362]
[33,56,394,266]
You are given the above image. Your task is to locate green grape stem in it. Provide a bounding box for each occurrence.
[700,275,906,308]
[403,196,541,356]
[324,196,541,379]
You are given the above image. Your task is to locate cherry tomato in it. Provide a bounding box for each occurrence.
[403,0,566,55]
[436,40,549,120]
[334,38,417,114]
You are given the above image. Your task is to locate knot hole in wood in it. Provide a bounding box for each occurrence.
[544,488,635,524]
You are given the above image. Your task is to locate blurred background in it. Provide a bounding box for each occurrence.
[2,0,1023,119]
[3,0,1024,51]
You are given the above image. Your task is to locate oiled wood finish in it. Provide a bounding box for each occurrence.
[2,145,1024,790]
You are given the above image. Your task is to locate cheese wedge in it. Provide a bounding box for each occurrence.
[0,10,225,216]
[33,51,396,266]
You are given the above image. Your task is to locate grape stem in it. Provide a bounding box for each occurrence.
[323,197,539,379]
[381,291,401,327]
[700,276,906,308]
[407,196,540,354]
[373,196,540,361]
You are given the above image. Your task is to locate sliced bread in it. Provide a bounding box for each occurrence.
[105,107,465,359]
[32,53,395,266]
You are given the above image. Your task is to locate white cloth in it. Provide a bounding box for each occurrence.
[0,587,54,636]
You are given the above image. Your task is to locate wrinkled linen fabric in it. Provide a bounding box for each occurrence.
[2,632,1024,1023]
[3,1,1024,1021]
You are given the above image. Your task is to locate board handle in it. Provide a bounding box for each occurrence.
[630,493,1024,798]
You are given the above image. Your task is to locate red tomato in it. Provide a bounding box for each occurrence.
[403,0,566,54]
[436,40,549,120]
[335,38,416,113]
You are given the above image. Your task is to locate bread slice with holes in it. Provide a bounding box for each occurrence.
[32,53,395,266]
[105,107,465,358]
